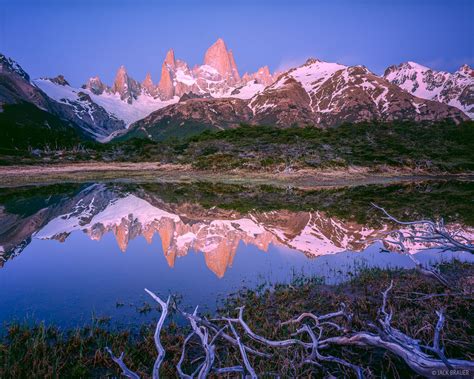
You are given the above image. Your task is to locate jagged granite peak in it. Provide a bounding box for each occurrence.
[127,57,468,140]
[203,38,240,83]
[228,49,241,82]
[142,72,156,96]
[111,65,141,104]
[242,65,274,86]
[158,60,175,100]
[153,40,275,100]
[82,76,108,95]
[164,48,176,69]
[384,61,474,118]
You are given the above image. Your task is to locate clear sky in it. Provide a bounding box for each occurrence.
[0,0,472,87]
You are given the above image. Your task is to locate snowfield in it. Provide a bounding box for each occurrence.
[34,79,178,127]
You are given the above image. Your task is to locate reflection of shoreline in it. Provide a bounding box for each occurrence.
[33,193,474,277]
[1,163,473,189]
[1,184,473,275]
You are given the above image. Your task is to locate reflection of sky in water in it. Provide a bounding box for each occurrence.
[1,229,472,328]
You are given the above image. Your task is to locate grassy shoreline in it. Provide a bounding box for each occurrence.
[1,121,473,173]
[0,162,472,189]
[1,261,473,378]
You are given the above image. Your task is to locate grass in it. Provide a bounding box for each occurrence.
[1,120,473,173]
[181,121,474,172]
[1,261,473,378]
[137,180,474,225]
[1,180,472,227]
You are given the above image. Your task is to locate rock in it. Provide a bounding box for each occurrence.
[111,65,141,104]
[384,61,473,118]
[142,72,156,97]
[82,76,107,95]
[49,75,70,86]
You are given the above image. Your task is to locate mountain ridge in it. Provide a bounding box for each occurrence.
[124,57,469,140]
[1,40,473,144]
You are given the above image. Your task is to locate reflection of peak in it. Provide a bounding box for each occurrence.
[10,187,471,277]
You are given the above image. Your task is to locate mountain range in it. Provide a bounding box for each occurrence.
[2,184,471,277]
[1,38,472,144]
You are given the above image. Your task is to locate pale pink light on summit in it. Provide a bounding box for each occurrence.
[204,38,241,83]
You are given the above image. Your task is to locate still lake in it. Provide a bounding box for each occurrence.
[1,180,472,328]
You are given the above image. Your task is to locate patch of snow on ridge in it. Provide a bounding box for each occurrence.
[176,232,197,249]
[90,92,178,126]
[226,80,265,99]
[384,61,474,118]
[286,220,346,256]
[36,197,98,239]
[175,69,196,86]
[34,78,178,126]
[34,78,78,103]
[89,195,180,226]
[36,195,180,239]
[289,60,346,94]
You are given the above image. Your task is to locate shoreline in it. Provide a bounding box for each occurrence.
[0,162,472,188]
[1,262,472,377]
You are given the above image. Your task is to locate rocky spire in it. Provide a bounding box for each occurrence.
[111,65,128,93]
[254,66,273,85]
[228,49,240,82]
[82,76,107,95]
[142,72,156,96]
[111,65,140,104]
[241,66,275,86]
[164,48,176,69]
[158,61,175,100]
[204,38,240,83]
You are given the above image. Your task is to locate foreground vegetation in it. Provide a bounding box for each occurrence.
[1,121,473,173]
[0,262,472,378]
[0,180,473,226]
[0,103,87,152]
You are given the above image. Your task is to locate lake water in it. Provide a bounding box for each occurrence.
[0,181,472,328]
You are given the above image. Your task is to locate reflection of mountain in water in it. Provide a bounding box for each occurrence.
[0,184,472,277]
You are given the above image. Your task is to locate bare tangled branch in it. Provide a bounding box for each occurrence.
[371,203,474,253]
[368,204,474,287]
[144,289,170,379]
[227,321,258,379]
[105,347,140,379]
[106,284,474,378]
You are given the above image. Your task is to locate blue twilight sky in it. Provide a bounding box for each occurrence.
[0,0,472,87]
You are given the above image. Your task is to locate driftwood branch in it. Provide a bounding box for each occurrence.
[144,289,170,379]
[107,283,474,378]
[369,204,474,287]
[176,332,194,379]
[371,203,474,253]
[227,321,258,379]
[105,347,140,379]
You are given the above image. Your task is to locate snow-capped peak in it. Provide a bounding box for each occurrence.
[384,61,473,118]
[0,53,31,83]
[406,61,430,71]
[456,64,473,77]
